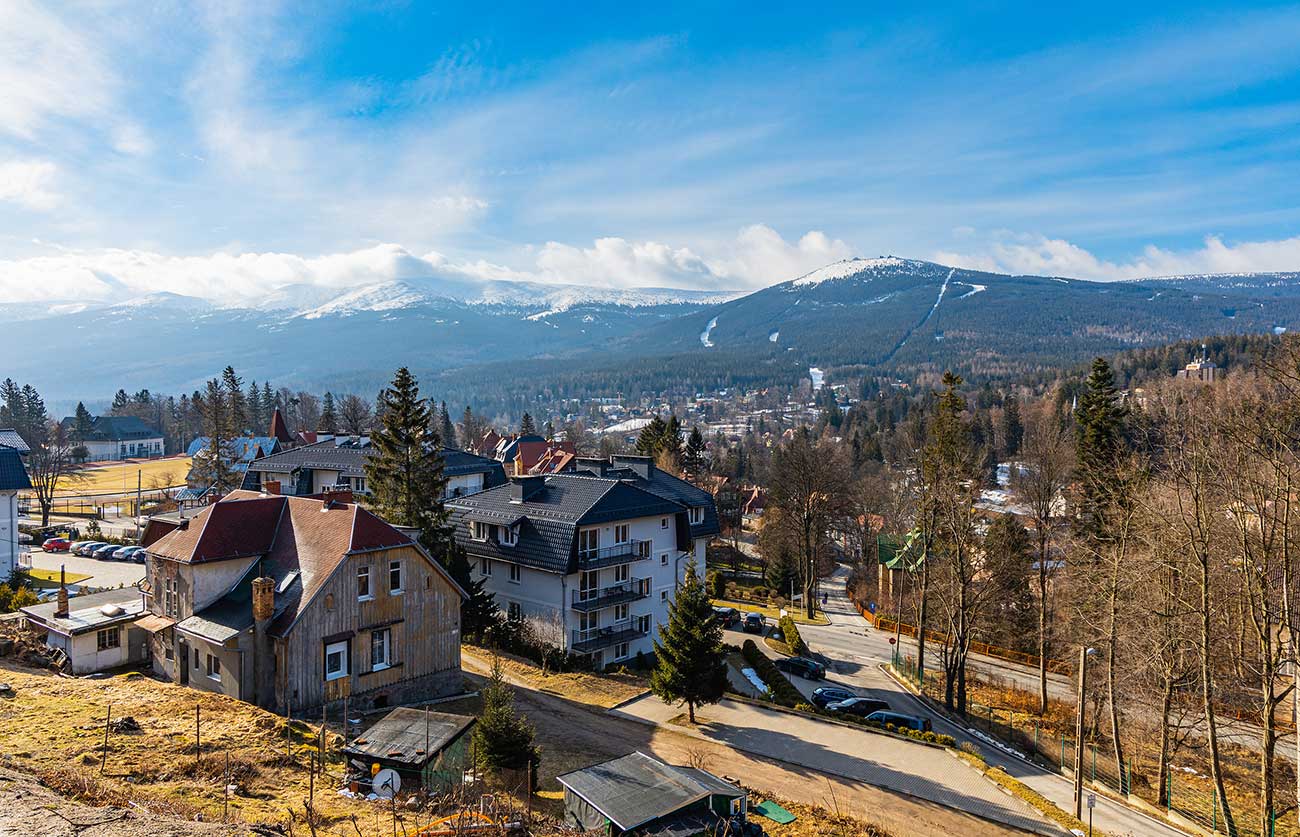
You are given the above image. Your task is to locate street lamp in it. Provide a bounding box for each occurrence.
[1073,646,1097,819]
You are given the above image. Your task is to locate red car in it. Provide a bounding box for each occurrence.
[41,537,71,552]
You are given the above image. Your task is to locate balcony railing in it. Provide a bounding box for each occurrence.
[571,578,651,612]
[578,539,651,570]
[570,617,650,653]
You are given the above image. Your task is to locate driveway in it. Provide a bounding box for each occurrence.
[788,564,1190,837]
[615,692,1060,835]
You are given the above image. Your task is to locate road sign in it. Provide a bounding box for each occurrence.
[888,637,897,645]
[1086,793,1095,810]
[868,602,877,614]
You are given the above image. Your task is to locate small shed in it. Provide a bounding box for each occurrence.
[19,587,148,674]
[342,707,475,792]
[557,751,746,836]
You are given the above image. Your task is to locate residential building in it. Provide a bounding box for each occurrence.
[20,586,148,674]
[184,435,282,499]
[242,438,504,500]
[137,490,465,712]
[558,751,746,834]
[447,455,719,669]
[0,443,32,578]
[61,415,164,461]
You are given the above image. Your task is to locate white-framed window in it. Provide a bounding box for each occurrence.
[508,601,521,620]
[388,560,403,595]
[660,517,669,529]
[637,615,651,633]
[614,524,629,544]
[206,653,221,681]
[613,564,630,583]
[578,528,599,557]
[689,507,704,525]
[471,521,492,542]
[500,525,517,546]
[580,611,598,632]
[324,640,349,681]
[614,603,629,621]
[357,565,371,600]
[660,553,669,566]
[163,578,179,617]
[370,628,391,671]
[96,627,120,652]
[350,476,368,493]
[481,558,493,577]
[661,590,669,603]
[508,563,521,583]
[614,642,629,660]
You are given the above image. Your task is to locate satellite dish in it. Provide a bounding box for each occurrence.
[372,768,401,799]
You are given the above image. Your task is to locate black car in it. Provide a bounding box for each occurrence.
[826,697,892,718]
[713,606,740,627]
[810,686,857,709]
[742,613,765,634]
[774,656,826,680]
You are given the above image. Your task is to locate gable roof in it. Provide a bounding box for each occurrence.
[269,408,294,444]
[557,752,742,831]
[248,439,503,485]
[0,448,32,491]
[62,415,161,442]
[0,429,30,453]
[574,457,722,540]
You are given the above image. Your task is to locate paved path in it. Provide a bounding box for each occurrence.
[615,692,1059,834]
[25,547,145,590]
[791,564,1190,837]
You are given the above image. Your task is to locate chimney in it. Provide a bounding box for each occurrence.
[263,479,281,496]
[54,565,69,618]
[252,575,275,709]
[612,454,655,479]
[319,488,353,508]
[575,457,608,478]
[509,476,545,503]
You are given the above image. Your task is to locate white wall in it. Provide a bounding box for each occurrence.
[61,624,148,674]
[445,473,485,499]
[0,491,18,579]
[83,438,164,462]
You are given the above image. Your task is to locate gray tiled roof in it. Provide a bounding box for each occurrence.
[557,752,742,832]
[60,415,160,442]
[0,429,30,453]
[0,448,31,491]
[579,460,722,539]
[247,440,503,484]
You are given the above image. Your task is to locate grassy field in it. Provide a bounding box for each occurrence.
[23,568,92,587]
[54,456,190,496]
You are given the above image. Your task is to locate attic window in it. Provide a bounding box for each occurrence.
[470,521,490,542]
[499,525,517,547]
[688,507,704,525]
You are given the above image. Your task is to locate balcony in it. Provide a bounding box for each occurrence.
[578,539,651,571]
[571,578,651,612]
[571,617,650,653]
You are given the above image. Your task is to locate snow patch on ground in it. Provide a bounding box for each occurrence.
[700,315,719,347]
[741,667,770,695]
[967,727,1028,760]
[791,256,907,287]
[809,367,825,389]
[956,282,986,299]
[769,330,779,343]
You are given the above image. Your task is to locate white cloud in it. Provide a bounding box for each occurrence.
[935,233,1300,281]
[0,159,61,210]
[0,1,112,139]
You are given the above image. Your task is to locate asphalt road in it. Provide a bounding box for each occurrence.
[761,565,1190,837]
[25,547,145,590]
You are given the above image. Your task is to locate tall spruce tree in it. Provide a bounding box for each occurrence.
[72,402,93,439]
[682,426,706,483]
[518,411,536,436]
[438,402,456,450]
[319,392,338,434]
[363,368,447,535]
[1074,358,1128,538]
[221,366,247,434]
[651,560,728,723]
[1001,395,1024,458]
[247,381,265,432]
[193,378,238,493]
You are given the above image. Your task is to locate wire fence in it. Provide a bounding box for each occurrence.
[892,653,1290,837]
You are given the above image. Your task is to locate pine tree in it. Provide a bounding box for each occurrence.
[1074,358,1129,537]
[982,514,1037,651]
[518,412,536,436]
[445,544,499,641]
[221,366,247,434]
[247,381,265,432]
[193,378,238,492]
[111,389,130,414]
[471,658,540,778]
[363,368,448,535]
[1001,395,1024,458]
[438,401,456,450]
[682,426,706,483]
[261,382,275,420]
[651,560,728,723]
[764,544,800,598]
[72,402,93,440]
[319,392,337,434]
[636,415,669,457]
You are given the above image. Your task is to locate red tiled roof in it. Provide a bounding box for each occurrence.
[149,496,285,563]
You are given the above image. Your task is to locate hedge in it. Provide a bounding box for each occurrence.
[740,639,804,707]
[778,614,808,656]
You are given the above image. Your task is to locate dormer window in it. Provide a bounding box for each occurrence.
[471,521,490,542]
[688,506,704,525]
[500,525,517,547]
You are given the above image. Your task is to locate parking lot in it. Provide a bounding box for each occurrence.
[25,547,146,589]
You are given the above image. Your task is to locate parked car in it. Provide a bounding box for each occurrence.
[866,710,932,732]
[76,541,107,557]
[810,686,857,709]
[827,697,892,718]
[41,537,71,552]
[94,544,127,560]
[774,656,826,680]
[713,606,740,627]
[115,546,144,563]
[69,540,94,553]
[742,613,766,634]
[17,532,32,545]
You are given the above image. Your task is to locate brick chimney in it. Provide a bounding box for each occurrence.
[54,565,69,618]
[319,488,353,508]
[252,575,275,709]
[263,479,281,496]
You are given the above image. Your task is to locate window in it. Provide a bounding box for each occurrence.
[193,648,200,669]
[370,628,391,671]
[500,525,517,546]
[579,611,598,632]
[614,642,629,660]
[660,553,669,566]
[614,603,629,621]
[508,563,521,584]
[96,628,120,652]
[660,517,669,529]
[206,653,221,681]
[471,521,490,542]
[508,601,521,620]
[661,590,669,603]
[163,578,179,617]
[357,566,371,600]
[481,558,493,577]
[613,564,629,584]
[164,644,174,661]
[614,524,629,544]
[324,640,349,681]
[689,506,704,525]
[637,615,651,633]
[578,528,599,557]
[388,560,403,595]
[580,570,598,601]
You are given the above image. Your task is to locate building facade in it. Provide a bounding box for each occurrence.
[61,415,164,461]
[0,440,32,578]
[448,456,719,669]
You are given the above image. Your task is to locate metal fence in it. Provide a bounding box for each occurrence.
[892,653,1288,837]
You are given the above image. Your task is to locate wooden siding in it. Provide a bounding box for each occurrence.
[279,543,462,710]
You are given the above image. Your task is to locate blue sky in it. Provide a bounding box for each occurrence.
[3,1,1300,303]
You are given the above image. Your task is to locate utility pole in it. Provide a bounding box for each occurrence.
[135,469,142,540]
[1073,646,1094,819]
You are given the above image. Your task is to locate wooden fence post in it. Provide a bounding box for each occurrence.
[101,703,111,774]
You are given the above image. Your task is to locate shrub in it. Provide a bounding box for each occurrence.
[752,586,769,600]
[708,571,726,599]
[778,615,807,656]
[740,640,803,707]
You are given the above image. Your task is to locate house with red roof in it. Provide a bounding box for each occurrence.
[138,489,465,713]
